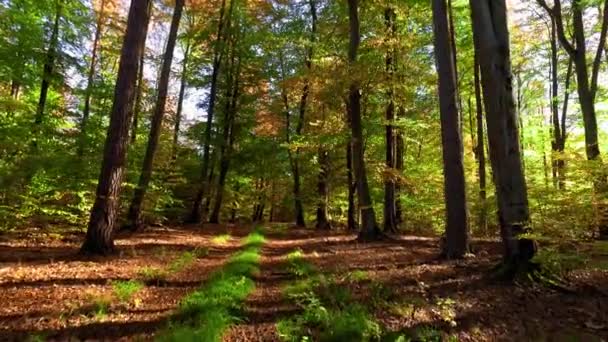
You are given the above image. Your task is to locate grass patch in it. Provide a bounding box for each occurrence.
[111,280,144,303]
[169,251,196,273]
[158,231,265,341]
[277,253,381,342]
[137,266,169,285]
[212,234,232,245]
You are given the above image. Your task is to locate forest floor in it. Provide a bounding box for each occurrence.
[0,224,607,341]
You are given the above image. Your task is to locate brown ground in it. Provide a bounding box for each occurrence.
[1,224,607,341]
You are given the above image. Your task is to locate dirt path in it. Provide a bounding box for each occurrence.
[0,225,245,341]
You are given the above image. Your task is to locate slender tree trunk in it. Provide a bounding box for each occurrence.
[189,0,230,223]
[346,140,357,231]
[209,47,241,224]
[125,0,184,231]
[173,41,191,161]
[316,147,331,229]
[549,18,561,189]
[81,0,152,255]
[395,106,405,225]
[348,0,380,240]
[78,0,106,157]
[557,58,572,189]
[471,0,534,268]
[383,7,397,234]
[433,0,469,258]
[473,58,487,234]
[34,1,62,143]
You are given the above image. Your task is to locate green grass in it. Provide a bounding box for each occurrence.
[212,234,232,245]
[277,253,381,342]
[111,280,144,303]
[137,266,169,284]
[169,251,196,273]
[158,231,265,342]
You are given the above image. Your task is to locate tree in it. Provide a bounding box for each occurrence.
[189,0,230,223]
[78,0,107,157]
[81,0,152,254]
[470,0,534,269]
[537,0,608,238]
[347,0,380,241]
[383,7,397,234]
[432,0,469,258]
[125,0,185,231]
[129,0,152,145]
[34,1,62,129]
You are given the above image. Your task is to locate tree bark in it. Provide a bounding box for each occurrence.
[346,139,357,231]
[433,0,469,258]
[125,0,184,231]
[129,11,150,146]
[348,0,380,241]
[473,59,487,234]
[78,0,106,157]
[395,106,405,225]
[383,7,397,234]
[81,0,152,255]
[189,0,230,223]
[172,41,191,161]
[34,1,62,141]
[470,0,534,267]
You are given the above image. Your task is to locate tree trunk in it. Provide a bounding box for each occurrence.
[209,47,241,224]
[537,0,608,238]
[383,7,397,234]
[125,0,184,231]
[78,0,106,157]
[173,41,191,161]
[189,0,230,223]
[433,0,469,258]
[346,140,357,231]
[470,0,534,268]
[473,59,487,234]
[130,10,150,146]
[316,147,331,229]
[81,0,152,255]
[34,1,62,137]
[395,106,405,225]
[348,0,380,241]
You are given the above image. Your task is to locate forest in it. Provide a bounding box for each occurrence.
[0,0,608,340]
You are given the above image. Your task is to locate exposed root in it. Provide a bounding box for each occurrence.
[491,260,576,294]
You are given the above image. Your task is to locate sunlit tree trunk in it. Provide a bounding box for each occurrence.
[173,41,191,161]
[348,0,380,241]
[125,0,184,231]
[81,0,152,255]
[433,0,469,258]
[471,0,534,268]
[130,1,152,145]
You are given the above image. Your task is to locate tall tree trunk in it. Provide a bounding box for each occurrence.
[470,0,534,268]
[209,52,240,224]
[433,0,469,258]
[173,41,191,161]
[557,58,572,189]
[549,18,561,189]
[81,0,152,255]
[537,0,608,238]
[33,1,62,143]
[348,0,380,240]
[473,58,487,234]
[383,7,397,234]
[395,106,405,225]
[316,147,331,229]
[130,2,152,145]
[125,0,184,231]
[78,0,106,157]
[189,0,230,223]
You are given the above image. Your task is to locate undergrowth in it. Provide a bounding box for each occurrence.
[157,230,265,342]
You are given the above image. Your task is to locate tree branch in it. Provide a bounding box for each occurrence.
[536,0,577,56]
[591,0,608,97]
